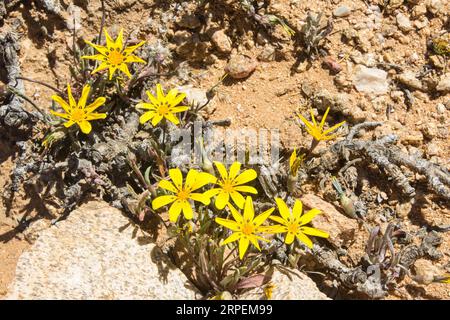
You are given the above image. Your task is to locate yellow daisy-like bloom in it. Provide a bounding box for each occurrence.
[297,107,345,141]
[289,149,304,177]
[82,28,146,80]
[50,84,107,134]
[215,196,274,260]
[206,161,258,210]
[152,168,216,222]
[136,84,190,126]
[268,198,329,248]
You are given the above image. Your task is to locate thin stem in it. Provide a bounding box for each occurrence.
[7,86,50,124]
[16,76,64,95]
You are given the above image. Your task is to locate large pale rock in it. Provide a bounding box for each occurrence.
[6,201,199,300]
[300,194,358,248]
[353,66,389,94]
[239,267,330,300]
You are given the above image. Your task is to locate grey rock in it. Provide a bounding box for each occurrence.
[436,74,450,93]
[396,13,413,32]
[333,6,352,17]
[239,267,330,300]
[6,201,199,300]
[353,66,389,94]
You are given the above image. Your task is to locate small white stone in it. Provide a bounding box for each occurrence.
[353,66,389,94]
[333,6,352,17]
[396,13,413,32]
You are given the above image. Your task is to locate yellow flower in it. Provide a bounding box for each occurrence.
[206,161,258,210]
[215,196,274,260]
[268,198,328,248]
[297,107,345,141]
[152,168,216,222]
[289,149,304,177]
[434,274,450,284]
[50,84,107,134]
[136,84,189,126]
[82,28,146,80]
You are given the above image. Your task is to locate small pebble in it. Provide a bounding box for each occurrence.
[333,6,352,17]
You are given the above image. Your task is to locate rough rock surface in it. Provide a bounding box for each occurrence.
[5,201,199,300]
[239,267,330,300]
[300,194,359,248]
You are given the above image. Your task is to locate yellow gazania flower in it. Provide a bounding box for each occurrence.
[152,168,216,222]
[50,84,107,134]
[289,149,304,177]
[136,84,189,126]
[297,107,345,141]
[82,28,146,80]
[206,161,258,210]
[215,196,274,260]
[268,198,329,248]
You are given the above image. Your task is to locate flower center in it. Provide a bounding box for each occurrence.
[222,180,234,193]
[241,223,254,236]
[288,222,299,234]
[177,189,189,200]
[157,102,170,115]
[71,108,86,122]
[108,50,124,65]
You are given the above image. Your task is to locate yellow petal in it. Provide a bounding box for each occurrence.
[243,196,255,222]
[309,109,318,127]
[190,172,217,191]
[63,120,75,128]
[85,97,106,113]
[124,55,146,64]
[269,215,287,225]
[50,110,70,120]
[91,61,109,74]
[81,54,106,61]
[66,84,76,108]
[319,107,330,129]
[158,179,178,193]
[115,28,124,51]
[85,112,107,121]
[170,105,190,113]
[145,90,160,106]
[108,66,118,80]
[215,217,240,231]
[78,85,91,108]
[78,120,92,134]
[285,232,296,244]
[184,169,198,191]
[152,195,177,209]
[84,40,109,55]
[289,149,297,170]
[214,161,228,180]
[253,207,274,226]
[221,232,241,245]
[163,112,180,125]
[230,191,245,209]
[51,95,71,113]
[202,188,221,199]
[104,29,115,48]
[292,199,303,220]
[322,120,346,136]
[140,111,155,124]
[233,169,257,186]
[229,162,241,180]
[215,191,230,210]
[233,185,258,194]
[296,232,313,248]
[136,102,156,110]
[248,235,261,251]
[151,113,163,126]
[228,204,243,223]
[238,237,250,259]
[169,168,183,190]
[181,200,193,220]
[189,192,211,205]
[118,63,132,79]
[123,40,146,56]
[300,226,329,238]
[275,197,291,221]
[299,208,322,225]
[169,200,183,222]
[297,113,315,131]
[167,91,186,108]
[156,84,165,101]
